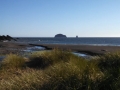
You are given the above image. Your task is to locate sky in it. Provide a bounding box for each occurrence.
[0,0,120,37]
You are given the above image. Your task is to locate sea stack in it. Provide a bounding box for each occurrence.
[54,34,67,38]
[76,35,78,38]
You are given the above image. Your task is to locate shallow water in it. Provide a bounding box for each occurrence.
[0,56,5,61]
[73,52,88,57]
[23,46,45,52]
[73,52,92,59]
[23,46,90,58]
[0,46,92,61]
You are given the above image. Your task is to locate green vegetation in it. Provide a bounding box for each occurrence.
[0,49,120,90]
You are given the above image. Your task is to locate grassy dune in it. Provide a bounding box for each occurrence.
[0,49,120,90]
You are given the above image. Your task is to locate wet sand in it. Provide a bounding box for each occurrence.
[0,42,31,54]
[30,44,120,55]
[1,42,120,55]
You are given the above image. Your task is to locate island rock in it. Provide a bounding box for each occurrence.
[54,34,67,38]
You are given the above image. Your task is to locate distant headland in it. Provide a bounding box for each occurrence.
[54,34,67,38]
[0,35,17,42]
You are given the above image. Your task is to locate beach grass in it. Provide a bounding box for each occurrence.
[1,54,26,69]
[0,49,120,90]
[27,49,73,68]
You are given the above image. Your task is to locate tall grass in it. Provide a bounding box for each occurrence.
[27,49,74,68]
[1,54,26,69]
[96,52,120,90]
[0,50,120,90]
[0,69,47,90]
[41,60,103,90]
[0,55,103,90]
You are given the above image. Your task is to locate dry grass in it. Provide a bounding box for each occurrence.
[27,49,73,68]
[0,49,120,90]
[1,54,26,69]
[0,69,47,90]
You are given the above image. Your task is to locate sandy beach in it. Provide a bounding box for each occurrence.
[1,42,120,55]
[30,44,120,55]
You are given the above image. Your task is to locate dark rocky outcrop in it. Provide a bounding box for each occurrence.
[76,35,78,38]
[0,35,17,41]
[54,34,67,38]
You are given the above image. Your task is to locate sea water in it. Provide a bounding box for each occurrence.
[16,37,120,46]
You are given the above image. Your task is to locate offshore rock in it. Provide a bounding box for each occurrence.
[54,34,67,38]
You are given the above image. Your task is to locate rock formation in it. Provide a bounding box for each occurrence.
[0,35,17,41]
[54,34,67,38]
[76,35,78,38]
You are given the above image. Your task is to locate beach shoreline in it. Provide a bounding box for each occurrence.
[1,42,120,89]
[1,42,120,55]
[30,44,120,55]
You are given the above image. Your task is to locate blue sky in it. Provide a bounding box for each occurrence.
[0,0,120,37]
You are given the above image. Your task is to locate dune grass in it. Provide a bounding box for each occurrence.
[1,54,26,69]
[96,52,120,90]
[27,49,74,68]
[0,49,120,90]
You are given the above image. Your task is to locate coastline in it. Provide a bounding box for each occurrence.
[1,42,120,89]
[1,42,120,55]
[29,44,120,55]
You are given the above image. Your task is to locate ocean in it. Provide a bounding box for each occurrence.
[17,37,120,46]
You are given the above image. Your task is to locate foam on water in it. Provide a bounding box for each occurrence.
[73,52,93,59]
[23,46,45,52]
[73,52,88,57]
